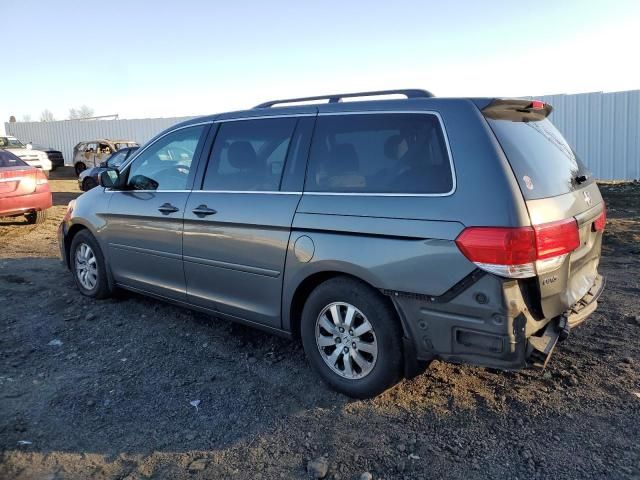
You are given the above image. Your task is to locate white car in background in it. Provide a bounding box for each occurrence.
[0,136,52,176]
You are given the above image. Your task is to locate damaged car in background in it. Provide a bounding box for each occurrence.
[73,139,139,176]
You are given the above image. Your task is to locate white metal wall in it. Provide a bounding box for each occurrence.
[5,90,640,179]
[4,116,194,167]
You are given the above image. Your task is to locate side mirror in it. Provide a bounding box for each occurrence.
[100,169,121,189]
[26,143,33,150]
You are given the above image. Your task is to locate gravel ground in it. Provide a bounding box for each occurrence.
[1,170,639,480]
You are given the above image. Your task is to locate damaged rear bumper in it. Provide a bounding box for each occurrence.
[391,272,605,371]
[527,274,605,368]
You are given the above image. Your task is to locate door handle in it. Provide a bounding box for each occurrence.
[192,204,217,217]
[158,203,180,214]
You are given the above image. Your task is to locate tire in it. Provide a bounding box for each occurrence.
[24,209,47,224]
[75,162,86,176]
[82,177,97,191]
[301,276,404,398]
[69,230,112,299]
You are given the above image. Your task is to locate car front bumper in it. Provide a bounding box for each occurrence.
[23,159,52,171]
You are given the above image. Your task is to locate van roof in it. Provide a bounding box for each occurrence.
[174,90,542,130]
[176,90,487,127]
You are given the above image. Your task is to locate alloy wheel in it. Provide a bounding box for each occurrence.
[315,302,378,379]
[74,243,98,290]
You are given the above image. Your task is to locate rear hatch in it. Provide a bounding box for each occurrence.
[482,99,605,319]
[0,166,38,198]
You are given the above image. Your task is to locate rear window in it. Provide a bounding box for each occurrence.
[0,150,27,168]
[305,113,453,194]
[487,117,592,200]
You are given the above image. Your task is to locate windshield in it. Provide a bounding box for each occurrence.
[0,137,26,149]
[486,117,592,200]
[106,149,130,167]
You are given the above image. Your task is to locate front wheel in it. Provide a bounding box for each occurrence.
[70,230,112,299]
[301,277,404,398]
[75,162,86,176]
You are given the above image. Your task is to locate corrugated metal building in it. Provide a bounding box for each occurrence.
[4,90,640,180]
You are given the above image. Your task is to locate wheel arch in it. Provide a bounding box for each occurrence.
[64,223,89,269]
[285,267,403,340]
[65,221,115,291]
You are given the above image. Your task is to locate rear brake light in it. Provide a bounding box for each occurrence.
[534,218,580,259]
[456,218,580,278]
[530,100,545,110]
[593,205,606,231]
[35,169,48,185]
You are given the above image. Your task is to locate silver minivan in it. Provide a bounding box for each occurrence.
[58,90,605,398]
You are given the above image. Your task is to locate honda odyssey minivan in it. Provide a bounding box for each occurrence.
[58,90,605,398]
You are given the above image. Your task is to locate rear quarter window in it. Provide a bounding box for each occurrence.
[0,150,27,167]
[486,117,592,200]
[305,113,453,194]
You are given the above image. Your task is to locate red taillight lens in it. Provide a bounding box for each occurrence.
[530,100,545,110]
[593,205,606,232]
[456,218,580,278]
[455,227,536,266]
[534,218,580,259]
[35,169,48,185]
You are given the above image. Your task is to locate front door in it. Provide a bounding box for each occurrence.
[104,123,209,300]
[183,116,313,328]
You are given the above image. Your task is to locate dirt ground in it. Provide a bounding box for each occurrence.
[1,169,639,480]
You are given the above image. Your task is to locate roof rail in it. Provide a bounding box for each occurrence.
[254,89,434,108]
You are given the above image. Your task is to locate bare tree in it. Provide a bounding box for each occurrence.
[69,105,95,120]
[21,114,32,122]
[40,109,55,122]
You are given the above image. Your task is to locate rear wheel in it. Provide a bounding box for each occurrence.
[82,177,98,191]
[75,162,86,176]
[70,230,111,299]
[24,210,47,224]
[301,277,404,398]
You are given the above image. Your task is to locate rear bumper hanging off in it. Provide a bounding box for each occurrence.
[527,274,605,368]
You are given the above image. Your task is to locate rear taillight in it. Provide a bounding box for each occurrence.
[530,100,545,110]
[456,218,580,278]
[593,205,606,232]
[35,169,48,185]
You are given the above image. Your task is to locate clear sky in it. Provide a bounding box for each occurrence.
[2,0,640,125]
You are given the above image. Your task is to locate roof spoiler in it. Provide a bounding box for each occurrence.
[481,99,553,121]
[254,89,434,108]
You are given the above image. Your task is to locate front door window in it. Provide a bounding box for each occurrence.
[126,125,205,191]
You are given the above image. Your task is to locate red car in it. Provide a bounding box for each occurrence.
[0,150,52,224]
